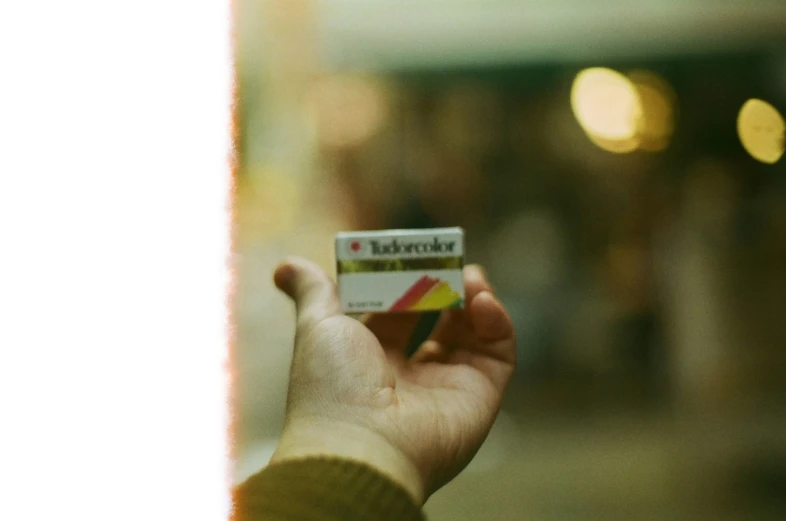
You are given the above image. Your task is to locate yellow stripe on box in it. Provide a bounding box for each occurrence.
[410,282,462,311]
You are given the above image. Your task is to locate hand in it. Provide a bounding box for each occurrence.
[269,257,516,504]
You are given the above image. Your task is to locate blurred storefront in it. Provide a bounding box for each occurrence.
[232,1,786,519]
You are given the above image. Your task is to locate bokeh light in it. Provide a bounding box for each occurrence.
[586,133,640,154]
[571,67,642,153]
[571,68,676,154]
[629,70,676,152]
[303,75,389,150]
[737,98,785,164]
[236,166,301,241]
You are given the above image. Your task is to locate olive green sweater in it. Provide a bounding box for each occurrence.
[232,457,424,521]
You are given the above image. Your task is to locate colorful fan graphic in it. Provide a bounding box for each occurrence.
[389,275,463,311]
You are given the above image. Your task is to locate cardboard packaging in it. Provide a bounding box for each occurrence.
[335,227,465,313]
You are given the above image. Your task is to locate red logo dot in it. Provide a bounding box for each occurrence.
[350,241,361,252]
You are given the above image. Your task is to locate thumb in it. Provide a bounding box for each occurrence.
[274,256,341,328]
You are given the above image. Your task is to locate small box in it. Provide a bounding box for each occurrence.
[335,227,465,313]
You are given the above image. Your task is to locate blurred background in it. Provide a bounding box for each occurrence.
[231,1,786,519]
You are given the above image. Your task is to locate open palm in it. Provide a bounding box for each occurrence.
[272,258,516,502]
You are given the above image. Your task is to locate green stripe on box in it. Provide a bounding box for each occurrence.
[337,256,463,274]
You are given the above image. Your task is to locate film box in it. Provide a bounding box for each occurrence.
[335,227,465,313]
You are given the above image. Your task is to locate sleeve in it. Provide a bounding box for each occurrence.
[231,456,425,521]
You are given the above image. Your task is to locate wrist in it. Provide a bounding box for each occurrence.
[270,419,425,505]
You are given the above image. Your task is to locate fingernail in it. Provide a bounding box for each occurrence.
[467,264,487,278]
[473,265,495,293]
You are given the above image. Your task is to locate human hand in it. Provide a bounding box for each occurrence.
[269,257,516,504]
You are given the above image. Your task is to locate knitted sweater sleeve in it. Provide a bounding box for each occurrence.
[232,457,425,521]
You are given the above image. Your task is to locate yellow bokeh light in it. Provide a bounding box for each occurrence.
[571,67,642,153]
[236,166,301,241]
[571,68,676,154]
[629,70,675,152]
[586,133,640,154]
[737,98,785,164]
[304,75,388,150]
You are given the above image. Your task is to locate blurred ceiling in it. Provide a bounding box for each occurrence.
[317,0,786,71]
